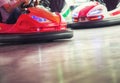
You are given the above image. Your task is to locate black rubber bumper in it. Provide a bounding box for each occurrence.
[68,16,120,29]
[0,30,73,43]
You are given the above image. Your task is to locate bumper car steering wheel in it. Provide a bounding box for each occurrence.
[21,0,34,8]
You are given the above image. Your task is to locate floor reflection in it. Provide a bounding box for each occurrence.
[0,26,120,83]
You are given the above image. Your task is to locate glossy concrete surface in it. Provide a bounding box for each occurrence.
[0,25,120,83]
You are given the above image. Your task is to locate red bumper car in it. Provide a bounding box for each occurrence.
[0,0,73,43]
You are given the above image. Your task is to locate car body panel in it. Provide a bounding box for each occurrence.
[68,1,120,28]
[0,6,73,43]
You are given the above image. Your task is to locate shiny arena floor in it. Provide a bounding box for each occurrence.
[0,25,120,83]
